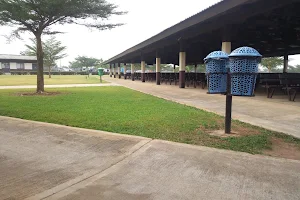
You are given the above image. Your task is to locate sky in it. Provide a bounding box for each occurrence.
[0,0,299,67]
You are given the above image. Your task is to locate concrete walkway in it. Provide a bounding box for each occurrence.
[0,83,120,89]
[0,116,299,200]
[104,76,300,138]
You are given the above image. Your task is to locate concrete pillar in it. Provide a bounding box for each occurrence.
[118,63,121,79]
[222,42,232,54]
[113,64,116,78]
[124,64,127,79]
[156,58,161,85]
[283,54,288,73]
[131,63,135,81]
[109,64,112,77]
[141,61,146,82]
[179,52,186,88]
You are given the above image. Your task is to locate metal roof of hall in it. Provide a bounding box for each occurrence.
[105,0,300,65]
[0,54,37,61]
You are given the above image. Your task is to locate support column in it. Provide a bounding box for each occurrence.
[283,54,288,73]
[179,52,186,88]
[109,64,112,77]
[222,41,232,134]
[222,42,232,54]
[131,63,135,81]
[141,61,146,82]
[117,63,121,79]
[194,63,198,88]
[156,58,161,85]
[113,64,116,78]
[124,64,127,79]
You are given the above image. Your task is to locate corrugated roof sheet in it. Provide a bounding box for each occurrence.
[176,0,223,25]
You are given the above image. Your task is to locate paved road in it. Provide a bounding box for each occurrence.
[104,76,300,138]
[0,116,299,200]
[0,83,119,89]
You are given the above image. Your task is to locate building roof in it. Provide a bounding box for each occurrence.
[0,54,37,62]
[105,0,300,65]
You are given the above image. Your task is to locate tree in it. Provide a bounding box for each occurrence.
[69,56,103,71]
[161,64,175,72]
[21,37,67,78]
[186,65,192,72]
[185,64,206,73]
[261,57,284,73]
[288,65,300,73]
[0,0,125,93]
[197,64,206,73]
[134,64,141,71]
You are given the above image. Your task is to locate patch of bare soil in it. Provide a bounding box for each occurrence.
[264,138,300,161]
[198,117,261,137]
[207,130,240,138]
[231,125,261,136]
[15,92,66,96]
[202,124,261,138]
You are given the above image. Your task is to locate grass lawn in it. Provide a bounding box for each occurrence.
[0,75,107,86]
[0,87,299,158]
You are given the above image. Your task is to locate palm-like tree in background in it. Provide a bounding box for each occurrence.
[21,37,67,78]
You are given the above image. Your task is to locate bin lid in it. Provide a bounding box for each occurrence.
[229,47,262,57]
[204,51,229,61]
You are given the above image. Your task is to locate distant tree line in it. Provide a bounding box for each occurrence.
[69,56,104,71]
[260,57,300,73]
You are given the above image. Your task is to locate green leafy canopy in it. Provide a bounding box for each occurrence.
[21,36,67,67]
[261,57,284,73]
[0,0,126,37]
[70,56,103,69]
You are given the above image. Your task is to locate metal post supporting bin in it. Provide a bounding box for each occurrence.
[229,47,262,96]
[204,51,229,94]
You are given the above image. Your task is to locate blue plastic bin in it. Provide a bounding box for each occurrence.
[204,51,229,94]
[229,47,262,96]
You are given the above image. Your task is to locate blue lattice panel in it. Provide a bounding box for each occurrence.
[206,59,228,94]
[229,58,259,96]
[229,58,258,73]
[207,73,227,94]
[206,59,227,73]
[231,74,256,96]
[204,51,229,94]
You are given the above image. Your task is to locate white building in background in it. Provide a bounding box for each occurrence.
[0,54,37,73]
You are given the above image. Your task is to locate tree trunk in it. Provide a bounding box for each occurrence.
[36,34,44,93]
[49,66,51,79]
